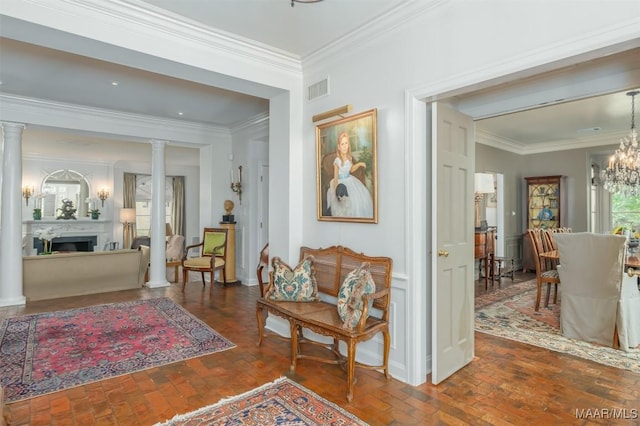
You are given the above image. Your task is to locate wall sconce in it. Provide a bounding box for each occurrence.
[230,165,243,204]
[22,185,35,206]
[97,188,110,207]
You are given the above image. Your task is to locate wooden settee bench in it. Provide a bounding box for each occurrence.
[256,245,393,401]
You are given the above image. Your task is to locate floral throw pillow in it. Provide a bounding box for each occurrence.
[266,256,318,302]
[337,262,376,329]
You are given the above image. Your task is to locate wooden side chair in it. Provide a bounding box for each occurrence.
[256,243,269,297]
[181,227,228,291]
[528,228,560,311]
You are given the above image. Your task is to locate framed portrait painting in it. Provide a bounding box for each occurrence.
[316,108,377,223]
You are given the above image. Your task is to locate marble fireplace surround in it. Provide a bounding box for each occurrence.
[24,219,112,255]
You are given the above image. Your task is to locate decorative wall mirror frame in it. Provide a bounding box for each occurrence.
[40,169,91,218]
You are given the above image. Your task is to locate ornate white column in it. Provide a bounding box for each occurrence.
[146,139,170,288]
[0,122,27,306]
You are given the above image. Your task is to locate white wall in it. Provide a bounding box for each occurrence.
[3,0,639,387]
[231,118,269,285]
[301,1,640,384]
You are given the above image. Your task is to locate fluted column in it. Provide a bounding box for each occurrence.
[146,139,170,288]
[0,122,27,306]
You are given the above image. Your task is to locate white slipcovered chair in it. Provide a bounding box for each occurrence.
[555,232,640,351]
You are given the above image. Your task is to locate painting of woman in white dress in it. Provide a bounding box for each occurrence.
[316,109,377,223]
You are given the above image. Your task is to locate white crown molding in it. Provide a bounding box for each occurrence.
[231,112,270,135]
[407,16,640,104]
[0,94,231,145]
[2,0,303,76]
[475,130,525,154]
[304,0,447,68]
[22,151,116,167]
[476,129,631,155]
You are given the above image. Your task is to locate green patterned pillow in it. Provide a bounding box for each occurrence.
[337,262,376,329]
[266,256,318,302]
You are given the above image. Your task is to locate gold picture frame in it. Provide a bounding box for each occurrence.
[316,108,377,223]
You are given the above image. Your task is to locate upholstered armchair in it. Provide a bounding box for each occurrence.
[555,232,640,350]
[181,227,228,291]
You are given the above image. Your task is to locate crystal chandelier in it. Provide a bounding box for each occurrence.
[601,90,640,196]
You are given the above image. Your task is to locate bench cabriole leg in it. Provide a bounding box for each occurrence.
[289,321,298,373]
[256,305,264,347]
[383,329,391,379]
[346,339,356,402]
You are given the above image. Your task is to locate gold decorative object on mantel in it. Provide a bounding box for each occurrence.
[312,104,352,123]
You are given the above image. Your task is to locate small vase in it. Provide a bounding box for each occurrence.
[33,210,42,220]
[91,212,100,220]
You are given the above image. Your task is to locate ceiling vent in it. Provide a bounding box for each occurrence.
[308,77,329,101]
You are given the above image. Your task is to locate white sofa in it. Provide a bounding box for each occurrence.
[23,248,150,301]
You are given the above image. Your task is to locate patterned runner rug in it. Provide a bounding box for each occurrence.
[475,279,640,373]
[0,298,235,403]
[155,377,368,425]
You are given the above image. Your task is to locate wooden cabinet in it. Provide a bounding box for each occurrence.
[523,175,563,272]
[526,175,563,230]
[474,229,495,260]
[475,228,495,284]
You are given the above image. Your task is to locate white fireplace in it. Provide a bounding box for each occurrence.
[23,219,112,255]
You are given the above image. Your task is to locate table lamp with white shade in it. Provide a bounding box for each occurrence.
[474,173,495,229]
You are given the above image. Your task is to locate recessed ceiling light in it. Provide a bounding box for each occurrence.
[111,81,119,86]
[178,112,184,116]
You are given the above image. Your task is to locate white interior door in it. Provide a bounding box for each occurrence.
[431,102,475,384]
[258,164,269,251]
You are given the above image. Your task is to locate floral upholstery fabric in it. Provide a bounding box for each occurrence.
[337,262,376,329]
[266,256,318,302]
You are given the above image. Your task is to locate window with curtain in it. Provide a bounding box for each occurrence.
[134,175,174,236]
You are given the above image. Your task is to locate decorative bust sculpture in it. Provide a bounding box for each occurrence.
[223,199,235,223]
[224,199,234,215]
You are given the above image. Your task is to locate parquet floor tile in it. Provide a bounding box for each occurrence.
[1,272,639,425]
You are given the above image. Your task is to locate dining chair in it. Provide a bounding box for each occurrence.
[540,229,561,307]
[555,232,640,350]
[181,227,228,291]
[527,228,560,311]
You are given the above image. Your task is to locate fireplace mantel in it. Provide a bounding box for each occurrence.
[23,219,112,255]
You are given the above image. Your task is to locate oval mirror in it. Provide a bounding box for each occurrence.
[40,169,91,218]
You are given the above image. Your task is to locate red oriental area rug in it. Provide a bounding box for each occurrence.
[155,377,368,426]
[0,298,235,403]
